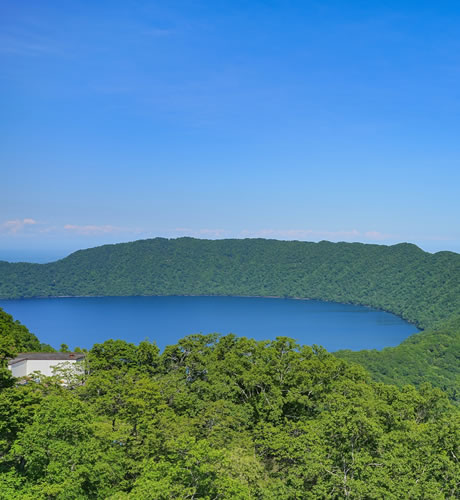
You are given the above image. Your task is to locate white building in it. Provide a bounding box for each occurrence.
[8,352,86,378]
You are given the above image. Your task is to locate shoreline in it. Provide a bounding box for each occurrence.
[0,291,423,331]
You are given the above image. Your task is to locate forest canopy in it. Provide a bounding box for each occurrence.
[1,238,460,330]
[1,238,460,402]
[1,238,460,497]
[0,331,459,498]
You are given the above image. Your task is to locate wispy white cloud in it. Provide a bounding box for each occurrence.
[363,230,394,241]
[63,224,144,236]
[239,228,361,240]
[1,218,37,234]
[0,219,145,237]
[173,227,229,238]
[0,220,418,246]
[168,227,397,242]
[239,228,396,242]
[38,225,58,234]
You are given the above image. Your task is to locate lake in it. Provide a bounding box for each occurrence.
[0,295,420,352]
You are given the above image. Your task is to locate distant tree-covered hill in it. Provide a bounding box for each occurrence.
[1,237,459,402]
[1,240,459,496]
[1,238,460,330]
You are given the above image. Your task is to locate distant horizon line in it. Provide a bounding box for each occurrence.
[1,236,459,264]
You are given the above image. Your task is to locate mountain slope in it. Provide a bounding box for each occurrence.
[1,238,459,329]
[336,315,460,402]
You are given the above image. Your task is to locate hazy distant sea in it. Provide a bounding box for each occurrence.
[0,250,70,263]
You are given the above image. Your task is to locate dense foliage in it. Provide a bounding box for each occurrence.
[0,334,458,499]
[336,315,460,403]
[0,308,53,389]
[1,238,460,329]
[1,238,459,496]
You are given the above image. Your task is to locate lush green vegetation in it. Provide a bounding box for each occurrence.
[0,238,460,328]
[336,315,460,402]
[1,238,460,329]
[1,237,459,404]
[0,333,459,499]
[0,308,42,358]
[1,238,459,497]
[0,308,54,389]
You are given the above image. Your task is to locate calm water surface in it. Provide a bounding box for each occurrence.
[0,296,419,352]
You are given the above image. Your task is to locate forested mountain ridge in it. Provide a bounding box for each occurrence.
[2,237,459,404]
[1,237,460,330]
[1,239,460,497]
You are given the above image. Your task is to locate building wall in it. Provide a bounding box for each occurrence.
[10,359,28,378]
[10,359,84,378]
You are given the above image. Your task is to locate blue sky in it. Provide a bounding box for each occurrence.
[2,0,460,261]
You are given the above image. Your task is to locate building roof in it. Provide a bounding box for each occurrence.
[8,352,86,365]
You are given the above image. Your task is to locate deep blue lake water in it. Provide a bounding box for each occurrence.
[0,295,420,352]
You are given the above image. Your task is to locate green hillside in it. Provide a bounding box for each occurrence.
[0,333,458,498]
[336,315,460,401]
[0,308,54,388]
[1,239,459,496]
[1,237,459,402]
[0,308,50,362]
[1,238,460,329]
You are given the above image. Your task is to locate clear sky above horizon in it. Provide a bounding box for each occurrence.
[2,0,460,262]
